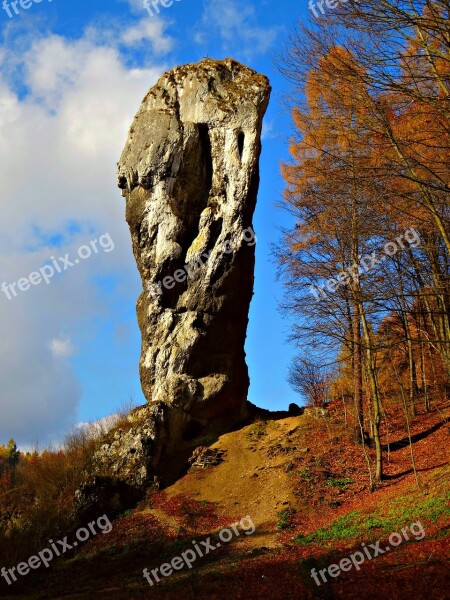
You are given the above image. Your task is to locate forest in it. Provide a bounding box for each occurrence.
[276,0,450,485]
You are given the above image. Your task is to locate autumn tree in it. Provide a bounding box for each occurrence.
[277,0,449,484]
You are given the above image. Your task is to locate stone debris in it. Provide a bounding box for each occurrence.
[188,446,227,469]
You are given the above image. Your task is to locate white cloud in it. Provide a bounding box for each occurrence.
[197,0,279,58]
[0,20,169,446]
[121,18,174,53]
[126,0,147,14]
[262,120,277,140]
[50,338,77,358]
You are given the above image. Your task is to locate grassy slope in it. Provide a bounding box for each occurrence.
[2,404,449,599]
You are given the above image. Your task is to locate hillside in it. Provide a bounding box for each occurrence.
[3,404,449,599]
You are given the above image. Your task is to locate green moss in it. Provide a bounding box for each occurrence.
[295,493,450,545]
[276,510,291,530]
[327,477,354,489]
[298,467,312,482]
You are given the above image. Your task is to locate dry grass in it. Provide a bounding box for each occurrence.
[0,399,139,567]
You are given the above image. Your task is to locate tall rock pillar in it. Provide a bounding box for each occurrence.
[117,58,270,479]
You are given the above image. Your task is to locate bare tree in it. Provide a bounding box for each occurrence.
[288,358,331,407]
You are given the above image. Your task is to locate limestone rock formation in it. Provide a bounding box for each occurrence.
[113,58,269,485]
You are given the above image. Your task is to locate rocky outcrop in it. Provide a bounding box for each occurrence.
[288,403,304,416]
[84,405,161,488]
[113,58,270,484]
[304,407,328,419]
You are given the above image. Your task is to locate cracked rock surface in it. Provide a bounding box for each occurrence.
[98,58,270,488]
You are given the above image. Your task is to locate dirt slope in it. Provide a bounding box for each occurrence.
[3,407,449,599]
[165,417,301,547]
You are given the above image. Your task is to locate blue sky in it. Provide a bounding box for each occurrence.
[0,0,310,448]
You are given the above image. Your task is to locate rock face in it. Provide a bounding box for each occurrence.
[114,58,270,485]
